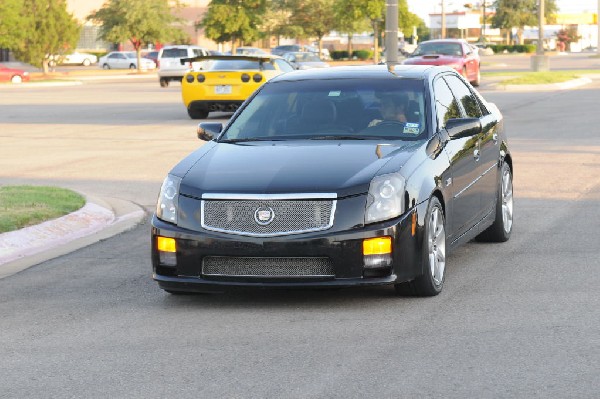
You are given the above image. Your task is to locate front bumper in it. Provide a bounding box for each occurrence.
[151,205,425,293]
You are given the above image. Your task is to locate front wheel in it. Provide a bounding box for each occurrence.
[395,196,446,296]
[159,78,169,88]
[82,58,91,66]
[102,63,110,70]
[10,75,23,84]
[477,162,513,242]
[129,64,136,70]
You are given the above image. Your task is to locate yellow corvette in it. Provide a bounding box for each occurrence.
[180,55,295,119]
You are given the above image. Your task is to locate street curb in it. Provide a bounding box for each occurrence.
[0,194,146,279]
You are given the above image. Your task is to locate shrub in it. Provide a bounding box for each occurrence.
[352,50,372,60]
[331,50,349,60]
[489,44,536,54]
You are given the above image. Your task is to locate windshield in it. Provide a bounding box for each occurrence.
[412,42,463,56]
[221,78,428,142]
[161,48,188,58]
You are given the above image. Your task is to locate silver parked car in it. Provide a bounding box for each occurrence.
[98,51,156,70]
[282,52,330,69]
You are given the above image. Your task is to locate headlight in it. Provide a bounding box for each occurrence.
[365,173,405,224]
[156,174,181,224]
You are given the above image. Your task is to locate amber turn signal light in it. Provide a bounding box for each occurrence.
[157,236,176,253]
[363,237,392,255]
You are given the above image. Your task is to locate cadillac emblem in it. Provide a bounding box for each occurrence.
[254,206,275,226]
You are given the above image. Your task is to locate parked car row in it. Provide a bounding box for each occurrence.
[98,51,157,70]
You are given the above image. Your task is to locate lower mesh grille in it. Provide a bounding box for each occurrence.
[202,257,334,277]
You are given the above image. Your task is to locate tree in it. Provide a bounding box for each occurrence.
[0,0,28,50]
[1,0,80,74]
[556,27,580,52]
[262,0,301,46]
[200,0,267,52]
[398,0,425,39]
[289,0,337,56]
[491,0,557,45]
[88,0,187,72]
[334,0,370,56]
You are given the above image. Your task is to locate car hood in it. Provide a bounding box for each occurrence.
[403,55,462,65]
[179,141,420,198]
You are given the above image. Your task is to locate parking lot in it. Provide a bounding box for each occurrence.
[1,61,600,397]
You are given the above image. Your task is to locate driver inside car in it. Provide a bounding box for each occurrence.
[368,93,408,127]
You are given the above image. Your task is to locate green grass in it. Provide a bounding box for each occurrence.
[482,69,600,85]
[0,186,85,233]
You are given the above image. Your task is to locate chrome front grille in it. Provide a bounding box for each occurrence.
[202,257,335,277]
[201,194,336,237]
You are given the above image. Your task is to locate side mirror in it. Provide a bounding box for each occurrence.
[446,118,482,139]
[197,122,222,141]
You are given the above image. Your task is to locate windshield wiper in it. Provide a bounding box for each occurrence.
[309,135,366,140]
[218,137,285,143]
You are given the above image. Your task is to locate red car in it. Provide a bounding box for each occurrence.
[0,63,30,83]
[402,39,480,86]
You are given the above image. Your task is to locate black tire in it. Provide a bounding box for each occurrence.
[102,63,110,70]
[395,196,446,296]
[159,78,169,88]
[82,58,91,66]
[187,108,209,119]
[477,162,513,242]
[471,65,481,87]
[129,64,136,70]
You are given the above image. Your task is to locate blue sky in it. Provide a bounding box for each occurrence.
[408,0,598,24]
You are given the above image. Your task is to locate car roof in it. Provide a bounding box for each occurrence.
[419,39,467,45]
[270,64,449,83]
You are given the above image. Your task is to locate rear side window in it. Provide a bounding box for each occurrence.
[433,78,461,129]
[443,75,482,118]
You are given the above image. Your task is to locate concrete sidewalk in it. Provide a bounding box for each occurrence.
[0,194,146,279]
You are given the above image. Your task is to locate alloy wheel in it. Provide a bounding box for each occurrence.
[502,167,514,234]
[428,206,446,286]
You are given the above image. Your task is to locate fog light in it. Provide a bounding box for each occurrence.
[157,236,177,266]
[364,254,393,268]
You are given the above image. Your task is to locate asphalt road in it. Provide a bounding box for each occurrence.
[1,72,600,397]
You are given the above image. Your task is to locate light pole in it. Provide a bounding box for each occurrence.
[482,0,486,41]
[531,0,549,71]
[441,0,446,39]
[385,0,399,66]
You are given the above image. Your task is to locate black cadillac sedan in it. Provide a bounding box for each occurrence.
[151,65,513,296]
